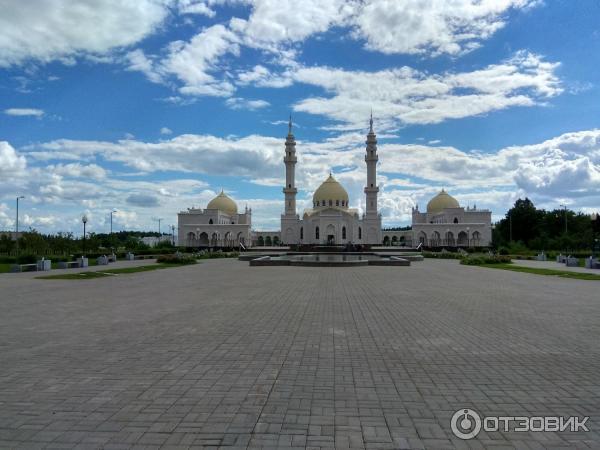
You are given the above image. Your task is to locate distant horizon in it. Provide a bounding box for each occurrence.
[1,1,599,234]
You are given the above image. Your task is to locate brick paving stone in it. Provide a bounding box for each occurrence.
[0,258,599,448]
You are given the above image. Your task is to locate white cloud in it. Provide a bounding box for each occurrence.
[225,97,270,110]
[4,108,44,117]
[178,0,216,17]
[230,0,353,47]
[48,163,107,180]
[0,0,172,67]
[292,51,561,128]
[160,127,173,135]
[127,24,240,97]
[353,0,538,56]
[0,141,27,177]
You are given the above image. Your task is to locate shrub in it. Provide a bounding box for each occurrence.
[156,254,196,265]
[422,251,463,259]
[16,254,37,264]
[461,255,512,265]
[498,247,510,255]
[196,251,240,259]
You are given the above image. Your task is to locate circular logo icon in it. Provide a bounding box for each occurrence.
[451,408,481,440]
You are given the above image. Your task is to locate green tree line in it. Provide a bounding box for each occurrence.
[493,198,600,251]
[0,230,175,256]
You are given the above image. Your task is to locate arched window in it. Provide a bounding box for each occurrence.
[329,200,332,206]
[322,200,325,206]
[209,219,213,224]
[453,217,458,224]
[342,227,346,239]
[358,227,362,240]
[315,226,320,240]
[288,184,291,188]
[336,200,339,206]
[300,227,303,240]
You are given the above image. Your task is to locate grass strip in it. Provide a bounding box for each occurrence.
[475,263,600,281]
[36,263,193,280]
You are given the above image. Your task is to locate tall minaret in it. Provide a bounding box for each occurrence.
[364,112,379,216]
[283,115,297,216]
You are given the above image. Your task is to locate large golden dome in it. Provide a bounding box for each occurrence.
[207,190,238,216]
[427,189,460,214]
[313,173,349,208]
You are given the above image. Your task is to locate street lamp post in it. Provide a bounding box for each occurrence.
[15,196,24,257]
[171,225,176,246]
[82,215,88,256]
[110,209,117,234]
[509,212,513,243]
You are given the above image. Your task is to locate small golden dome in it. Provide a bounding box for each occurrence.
[207,190,238,216]
[313,173,349,208]
[427,189,459,214]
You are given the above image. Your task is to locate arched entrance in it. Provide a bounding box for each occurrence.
[199,232,209,246]
[257,236,264,246]
[187,232,196,246]
[326,224,335,245]
[457,231,468,246]
[383,236,390,246]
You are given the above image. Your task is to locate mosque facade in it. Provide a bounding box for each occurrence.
[177,118,492,248]
[279,117,382,246]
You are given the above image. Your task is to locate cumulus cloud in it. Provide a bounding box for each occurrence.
[225,97,270,110]
[126,24,240,97]
[353,0,538,56]
[160,127,173,135]
[4,108,44,117]
[292,51,561,128]
[0,0,172,67]
[0,141,27,177]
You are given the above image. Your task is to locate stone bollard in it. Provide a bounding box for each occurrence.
[585,256,598,269]
[37,258,51,271]
[96,255,109,265]
[77,257,89,268]
[565,256,579,267]
[126,252,135,261]
[536,252,547,261]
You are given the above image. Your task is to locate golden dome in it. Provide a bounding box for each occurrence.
[207,190,238,216]
[313,173,349,208]
[427,189,460,214]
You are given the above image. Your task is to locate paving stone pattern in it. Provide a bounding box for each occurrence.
[0,259,599,449]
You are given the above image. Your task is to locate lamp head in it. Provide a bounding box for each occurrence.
[82,215,88,224]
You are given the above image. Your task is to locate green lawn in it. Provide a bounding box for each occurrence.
[476,263,600,281]
[0,263,11,273]
[36,263,194,280]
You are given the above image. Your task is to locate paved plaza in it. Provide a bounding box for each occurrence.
[0,259,599,449]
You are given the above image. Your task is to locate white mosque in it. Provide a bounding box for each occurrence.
[178,117,492,248]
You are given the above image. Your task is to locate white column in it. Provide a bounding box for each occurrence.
[364,115,379,216]
[283,119,297,216]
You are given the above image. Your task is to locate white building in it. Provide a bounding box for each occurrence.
[177,191,252,247]
[410,189,492,247]
[140,235,172,247]
[280,116,382,246]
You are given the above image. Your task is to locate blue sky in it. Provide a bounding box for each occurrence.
[1,0,599,234]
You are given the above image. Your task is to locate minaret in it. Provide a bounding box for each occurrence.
[283,115,297,216]
[364,112,379,216]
